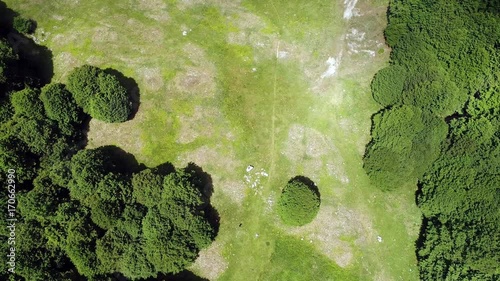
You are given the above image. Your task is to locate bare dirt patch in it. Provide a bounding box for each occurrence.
[190,241,228,281]
[53,52,81,80]
[86,116,145,157]
[134,0,169,22]
[169,43,217,97]
[136,67,164,91]
[178,145,240,173]
[177,105,220,144]
[177,145,245,205]
[282,124,348,184]
[92,26,118,43]
[287,205,374,268]
[172,67,216,97]
[216,180,246,205]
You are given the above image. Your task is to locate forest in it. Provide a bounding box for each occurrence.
[0,3,219,280]
[1,0,499,280]
[364,0,500,279]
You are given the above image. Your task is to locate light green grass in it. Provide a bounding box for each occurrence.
[6,0,420,280]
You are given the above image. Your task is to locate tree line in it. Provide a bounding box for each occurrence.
[364,0,500,279]
[0,2,217,280]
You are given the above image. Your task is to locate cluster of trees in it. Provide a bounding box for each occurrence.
[276,176,320,226]
[364,0,500,279]
[0,3,216,280]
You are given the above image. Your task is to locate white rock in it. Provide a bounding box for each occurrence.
[246,165,254,172]
[377,236,383,243]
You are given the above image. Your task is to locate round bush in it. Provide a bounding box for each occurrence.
[66,65,131,123]
[277,176,320,226]
[13,16,36,34]
[40,83,81,124]
[371,65,406,107]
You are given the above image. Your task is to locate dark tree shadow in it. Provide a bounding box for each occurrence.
[184,162,220,236]
[0,1,16,36]
[104,68,141,120]
[0,1,53,88]
[151,161,176,176]
[6,31,53,87]
[96,145,142,174]
[152,270,210,281]
[289,175,321,201]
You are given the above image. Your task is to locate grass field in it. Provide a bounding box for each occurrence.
[7,0,421,280]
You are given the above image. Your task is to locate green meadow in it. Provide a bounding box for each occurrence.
[7,0,420,280]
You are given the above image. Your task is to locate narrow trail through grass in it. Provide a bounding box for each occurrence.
[268,41,280,183]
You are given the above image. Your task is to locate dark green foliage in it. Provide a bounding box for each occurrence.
[40,83,82,124]
[96,227,132,273]
[276,176,320,226]
[416,113,500,280]
[66,65,131,122]
[0,135,36,182]
[91,73,131,122]
[132,167,165,207]
[0,39,17,84]
[18,172,68,221]
[371,64,406,107]
[119,242,155,279]
[162,170,205,208]
[363,106,447,190]
[0,4,205,280]
[66,64,100,109]
[0,100,13,123]
[10,88,45,119]
[367,0,500,279]
[68,148,118,201]
[13,16,35,34]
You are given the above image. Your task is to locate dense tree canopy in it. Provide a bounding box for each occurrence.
[40,83,81,125]
[276,176,320,226]
[364,0,500,279]
[0,4,211,280]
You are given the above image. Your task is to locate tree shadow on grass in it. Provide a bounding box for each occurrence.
[153,270,209,281]
[184,162,220,237]
[104,68,141,120]
[0,1,53,88]
[96,145,143,174]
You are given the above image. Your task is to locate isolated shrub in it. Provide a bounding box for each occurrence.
[277,176,320,226]
[66,65,131,123]
[40,83,81,124]
[13,16,35,34]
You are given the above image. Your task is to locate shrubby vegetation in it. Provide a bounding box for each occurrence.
[67,65,131,123]
[12,16,35,34]
[0,3,215,280]
[277,176,320,226]
[365,0,500,279]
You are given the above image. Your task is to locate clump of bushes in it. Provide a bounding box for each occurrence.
[66,65,131,123]
[40,83,81,124]
[13,16,36,34]
[277,176,320,226]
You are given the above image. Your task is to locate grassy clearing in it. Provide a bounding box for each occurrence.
[7,0,421,280]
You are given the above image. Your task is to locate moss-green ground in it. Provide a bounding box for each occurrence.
[7,0,420,280]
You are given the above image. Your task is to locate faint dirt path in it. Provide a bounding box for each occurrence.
[268,41,280,183]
